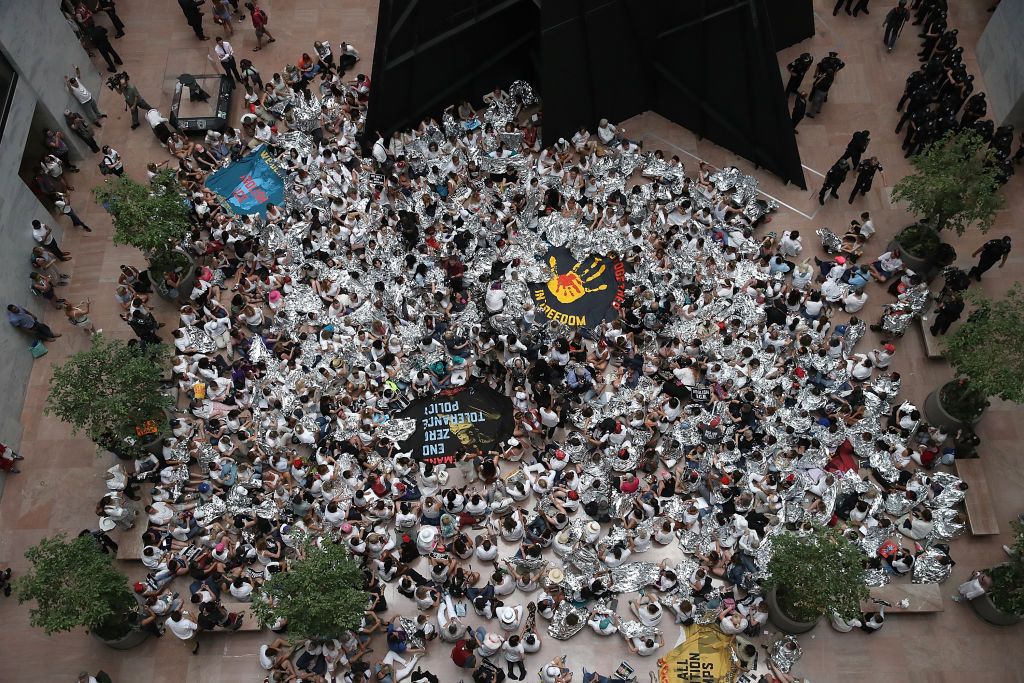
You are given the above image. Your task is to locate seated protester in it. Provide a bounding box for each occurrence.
[868,248,904,282]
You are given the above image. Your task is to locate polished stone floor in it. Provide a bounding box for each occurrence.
[1,1,1022,681]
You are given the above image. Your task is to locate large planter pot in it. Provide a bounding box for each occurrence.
[924,381,986,431]
[889,237,938,282]
[765,585,819,634]
[970,592,1022,626]
[90,625,150,650]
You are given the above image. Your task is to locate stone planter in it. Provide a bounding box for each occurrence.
[924,381,986,432]
[765,585,819,634]
[889,237,937,282]
[970,592,1022,626]
[90,624,149,650]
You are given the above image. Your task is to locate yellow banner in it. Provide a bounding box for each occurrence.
[658,625,736,683]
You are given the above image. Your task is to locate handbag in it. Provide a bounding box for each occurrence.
[30,340,48,358]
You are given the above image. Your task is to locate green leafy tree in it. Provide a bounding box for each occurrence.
[15,534,137,638]
[251,539,367,642]
[766,525,869,623]
[942,285,1024,404]
[890,130,1005,235]
[45,334,172,450]
[93,169,191,259]
[989,520,1024,615]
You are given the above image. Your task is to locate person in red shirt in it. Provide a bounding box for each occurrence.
[244,2,276,50]
[451,638,478,670]
[0,442,25,474]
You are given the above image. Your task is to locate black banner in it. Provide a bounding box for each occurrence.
[399,384,514,465]
[530,246,626,328]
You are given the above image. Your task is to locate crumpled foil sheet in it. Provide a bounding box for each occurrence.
[547,599,588,640]
[609,562,660,594]
[768,635,802,673]
[912,548,952,584]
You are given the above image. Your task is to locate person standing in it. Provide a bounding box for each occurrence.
[784,53,813,96]
[41,154,74,192]
[214,37,243,88]
[63,111,100,153]
[244,3,276,51]
[819,159,850,205]
[850,0,871,17]
[960,93,987,130]
[64,66,105,126]
[100,145,124,176]
[178,0,208,40]
[883,1,911,52]
[45,131,79,177]
[968,236,1012,281]
[7,304,61,341]
[96,0,126,37]
[806,67,834,118]
[54,192,92,232]
[32,220,71,261]
[848,157,883,203]
[166,610,201,654]
[929,293,964,336]
[840,130,871,167]
[791,91,807,132]
[119,76,152,130]
[87,25,122,72]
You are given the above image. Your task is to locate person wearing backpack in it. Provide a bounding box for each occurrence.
[244,2,276,51]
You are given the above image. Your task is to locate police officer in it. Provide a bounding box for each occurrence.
[968,236,1012,282]
[929,293,964,336]
[792,91,807,132]
[819,159,850,205]
[840,130,871,167]
[849,157,883,203]
[785,53,814,96]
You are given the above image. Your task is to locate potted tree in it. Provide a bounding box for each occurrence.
[889,221,956,281]
[764,525,868,633]
[251,538,368,641]
[94,169,196,301]
[890,130,1005,280]
[971,521,1024,626]
[14,534,148,648]
[926,285,1024,430]
[45,334,173,457]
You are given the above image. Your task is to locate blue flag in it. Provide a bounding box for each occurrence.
[204,145,286,216]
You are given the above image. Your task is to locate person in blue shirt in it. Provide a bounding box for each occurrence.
[7,304,60,341]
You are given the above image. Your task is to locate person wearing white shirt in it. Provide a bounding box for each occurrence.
[484,283,507,314]
[843,289,868,313]
[166,610,200,652]
[597,118,621,146]
[628,633,664,656]
[64,65,105,123]
[779,230,803,257]
[229,576,254,601]
[214,38,243,86]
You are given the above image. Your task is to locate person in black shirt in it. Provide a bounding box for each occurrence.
[929,293,964,336]
[87,25,123,73]
[791,91,807,132]
[848,157,883,203]
[883,1,911,51]
[785,53,813,96]
[968,236,1012,281]
[840,130,871,167]
[818,159,850,205]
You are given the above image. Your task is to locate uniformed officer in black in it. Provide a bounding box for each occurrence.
[792,91,807,132]
[897,68,927,111]
[895,83,934,134]
[968,236,1012,281]
[818,159,850,205]
[849,157,883,203]
[929,293,964,336]
[785,53,814,96]
[840,130,871,167]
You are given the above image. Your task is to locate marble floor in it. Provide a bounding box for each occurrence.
[1,1,1022,681]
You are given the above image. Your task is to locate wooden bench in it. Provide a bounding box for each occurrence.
[115,520,149,561]
[954,459,1000,535]
[219,600,264,631]
[861,582,943,613]
[917,317,943,359]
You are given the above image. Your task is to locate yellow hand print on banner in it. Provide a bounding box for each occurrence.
[546,254,609,304]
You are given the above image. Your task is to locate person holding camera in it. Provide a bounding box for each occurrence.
[118,75,152,130]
